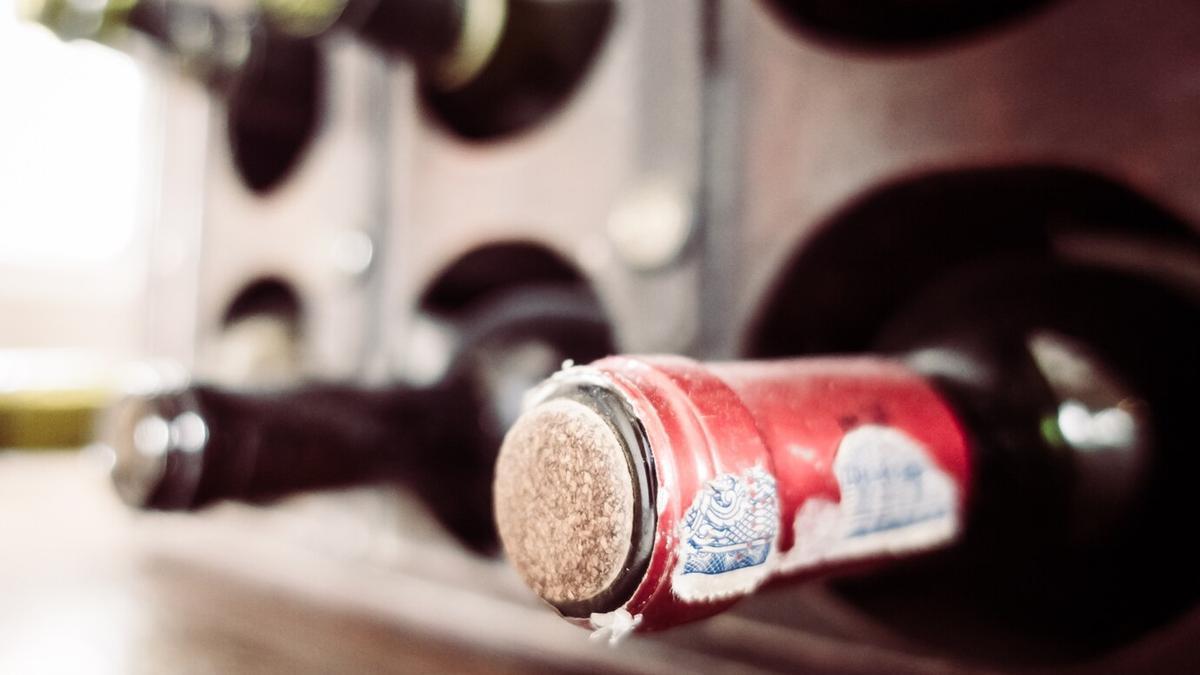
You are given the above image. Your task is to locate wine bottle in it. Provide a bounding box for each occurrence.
[105,368,506,551]
[261,0,614,138]
[492,260,1197,640]
[103,284,613,554]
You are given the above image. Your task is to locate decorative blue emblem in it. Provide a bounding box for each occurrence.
[680,467,779,576]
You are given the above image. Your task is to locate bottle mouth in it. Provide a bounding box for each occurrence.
[433,0,508,90]
[260,0,350,38]
[104,390,207,510]
[493,373,656,618]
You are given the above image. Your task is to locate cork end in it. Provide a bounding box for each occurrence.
[494,398,636,608]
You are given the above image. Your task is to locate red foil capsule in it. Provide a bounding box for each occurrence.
[494,355,973,637]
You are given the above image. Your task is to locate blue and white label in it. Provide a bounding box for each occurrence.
[673,466,780,601]
[780,425,960,573]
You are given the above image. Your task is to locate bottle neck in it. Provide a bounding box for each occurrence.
[905,328,1151,552]
[106,372,499,551]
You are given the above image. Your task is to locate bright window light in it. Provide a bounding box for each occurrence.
[0,0,146,268]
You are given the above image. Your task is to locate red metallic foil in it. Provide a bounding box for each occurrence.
[577,355,972,632]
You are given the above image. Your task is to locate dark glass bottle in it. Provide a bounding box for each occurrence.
[107,368,504,551]
[104,284,613,555]
[491,259,1197,652]
[262,0,615,138]
[842,258,1200,657]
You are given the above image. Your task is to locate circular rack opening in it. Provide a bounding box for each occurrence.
[226,26,324,194]
[403,242,616,553]
[212,276,306,386]
[745,165,1200,666]
[421,0,615,141]
[761,0,1054,50]
[415,242,615,430]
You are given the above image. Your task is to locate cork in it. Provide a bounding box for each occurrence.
[494,398,636,607]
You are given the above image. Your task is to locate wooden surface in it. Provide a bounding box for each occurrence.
[0,452,577,674]
[4,450,1197,675]
[0,450,773,675]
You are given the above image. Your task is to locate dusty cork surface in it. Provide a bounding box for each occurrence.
[494,398,635,606]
